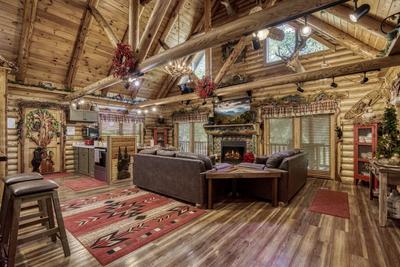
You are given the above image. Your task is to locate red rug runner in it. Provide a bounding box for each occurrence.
[63,177,107,192]
[309,189,350,219]
[62,187,206,265]
[43,172,72,180]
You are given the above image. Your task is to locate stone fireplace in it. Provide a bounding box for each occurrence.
[221,140,246,164]
[204,124,259,163]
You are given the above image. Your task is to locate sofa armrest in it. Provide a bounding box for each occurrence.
[255,156,269,165]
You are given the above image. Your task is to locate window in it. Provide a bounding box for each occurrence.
[177,122,208,154]
[265,24,328,63]
[194,122,208,155]
[301,115,331,173]
[100,119,143,146]
[178,123,190,152]
[268,118,293,153]
[192,51,205,78]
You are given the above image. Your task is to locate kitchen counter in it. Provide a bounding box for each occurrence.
[73,144,95,149]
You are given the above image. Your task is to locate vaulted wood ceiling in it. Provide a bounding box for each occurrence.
[0,0,398,101]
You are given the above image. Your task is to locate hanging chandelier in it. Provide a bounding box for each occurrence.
[163,11,192,77]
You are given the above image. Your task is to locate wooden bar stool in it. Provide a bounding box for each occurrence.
[0,172,44,237]
[1,180,70,267]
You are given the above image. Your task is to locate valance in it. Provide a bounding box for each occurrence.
[99,113,144,123]
[262,100,338,118]
[173,112,208,123]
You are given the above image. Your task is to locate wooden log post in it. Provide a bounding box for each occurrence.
[307,15,379,59]
[205,0,212,77]
[89,5,120,48]
[16,0,38,82]
[65,0,349,100]
[135,54,400,107]
[0,68,8,196]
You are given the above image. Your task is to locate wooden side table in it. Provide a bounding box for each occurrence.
[370,161,400,227]
[205,166,286,209]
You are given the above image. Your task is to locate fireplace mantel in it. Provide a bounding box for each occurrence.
[204,123,259,136]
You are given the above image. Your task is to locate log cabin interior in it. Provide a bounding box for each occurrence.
[0,0,400,266]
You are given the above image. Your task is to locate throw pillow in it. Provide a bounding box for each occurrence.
[139,148,157,155]
[157,150,176,157]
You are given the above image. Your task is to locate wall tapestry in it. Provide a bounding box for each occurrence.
[25,109,61,173]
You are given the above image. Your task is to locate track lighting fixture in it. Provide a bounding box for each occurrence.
[301,16,312,37]
[137,110,142,114]
[252,35,261,50]
[151,106,157,112]
[144,109,149,114]
[331,77,338,88]
[246,90,252,97]
[360,72,369,84]
[296,83,304,93]
[350,1,370,22]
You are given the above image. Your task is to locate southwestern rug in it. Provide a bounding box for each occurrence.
[63,177,108,192]
[62,187,206,266]
[308,189,350,219]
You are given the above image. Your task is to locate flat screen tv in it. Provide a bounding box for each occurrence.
[214,98,253,125]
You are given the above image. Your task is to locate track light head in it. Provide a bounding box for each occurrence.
[360,72,369,84]
[297,84,304,93]
[330,77,338,88]
[300,16,312,37]
[350,3,370,22]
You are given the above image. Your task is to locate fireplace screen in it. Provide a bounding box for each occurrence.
[221,141,246,164]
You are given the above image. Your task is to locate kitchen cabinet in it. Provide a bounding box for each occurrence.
[69,110,98,122]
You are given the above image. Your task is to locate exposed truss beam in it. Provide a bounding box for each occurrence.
[325,4,393,39]
[137,0,174,62]
[128,0,140,52]
[307,15,378,59]
[65,0,349,101]
[135,54,400,107]
[65,0,98,88]
[89,5,120,48]
[16,0,38,82]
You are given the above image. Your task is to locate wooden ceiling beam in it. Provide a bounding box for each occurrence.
[89,5,120,48]
[16,0,38,82]
[128,0,140,52]
[65,0,349,101]
[135,54,400,107]
[153,0,186,55]
[204,0,212,77]
[137,0,174,62]
[65,0,98,89]
[325,4,393,39]
[306,15,378,59]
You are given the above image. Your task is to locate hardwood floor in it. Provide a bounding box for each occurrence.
[15,177,400,267]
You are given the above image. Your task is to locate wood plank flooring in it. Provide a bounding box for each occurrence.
[15,178,400,267]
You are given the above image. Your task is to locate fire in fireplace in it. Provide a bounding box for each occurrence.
[221,140,246,164]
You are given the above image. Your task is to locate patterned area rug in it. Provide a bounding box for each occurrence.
[63,177,107,192]
[308,189,350,219]
[62,187,206,265]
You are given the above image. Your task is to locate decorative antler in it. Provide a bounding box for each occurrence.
[275,29,308,73]
[221,0,237,16]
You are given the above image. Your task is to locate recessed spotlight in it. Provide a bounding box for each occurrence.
[79,99,85,105]
[350,1,370,22]
[71,103,77,108]
[144,109,149,114]
[134,80,140,87]
[152,107,157,112]
[137,110,142,114]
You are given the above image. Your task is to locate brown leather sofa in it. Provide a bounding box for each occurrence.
[133,152,209,206]
[239,151,308,204]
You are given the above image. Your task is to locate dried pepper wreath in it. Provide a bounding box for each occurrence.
[195,76,216,100]
[112,43,138,79]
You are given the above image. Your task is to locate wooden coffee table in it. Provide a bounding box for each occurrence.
[205,166,287,209]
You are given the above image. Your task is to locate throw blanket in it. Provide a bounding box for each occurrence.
[237,162,266,170]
